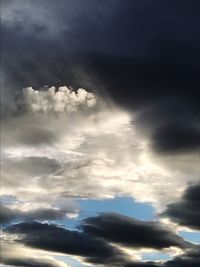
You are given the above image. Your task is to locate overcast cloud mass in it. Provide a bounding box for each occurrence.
[1,1,200,266]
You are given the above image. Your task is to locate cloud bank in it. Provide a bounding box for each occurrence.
[1,86,198,215]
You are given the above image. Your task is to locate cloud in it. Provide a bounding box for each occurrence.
[0,206,14,224]
[2,0,200,157]
[162,246,200,267]
[0,241,70,267]
[2,2,200,266]
[125,262,159,267]
[81,213,189,249]
[162,183,200,230]
[5,221,128,266]
[124,247,200,267]
[0,205,74,225]
[4,215,198,267]
[1,257,67,267]
[1,0,115,38]
[18,86,96,114]
[1,86,199,214]
[2,157,61,177]
[152,124,200,154]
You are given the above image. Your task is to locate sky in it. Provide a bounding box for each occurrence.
[0,0,200,266]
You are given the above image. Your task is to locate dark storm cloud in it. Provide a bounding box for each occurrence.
[162,183,200,230]
[152,124,200,153]
[0,205,68,224]
[84,53,200,155]
[1,0,117,94]
[81,213,188,249]
[5,221,127,265]
[2,0,200,96]
[2,0,200,154]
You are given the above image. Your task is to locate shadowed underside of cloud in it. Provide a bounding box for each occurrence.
[162,183,200,230]
[5,221,127,265]
[4,214,191,265]
[2,249,200,267]
[81,213,188,249]
[4,214,199,266]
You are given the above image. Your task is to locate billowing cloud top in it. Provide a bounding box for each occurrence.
[19,86,96,113]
